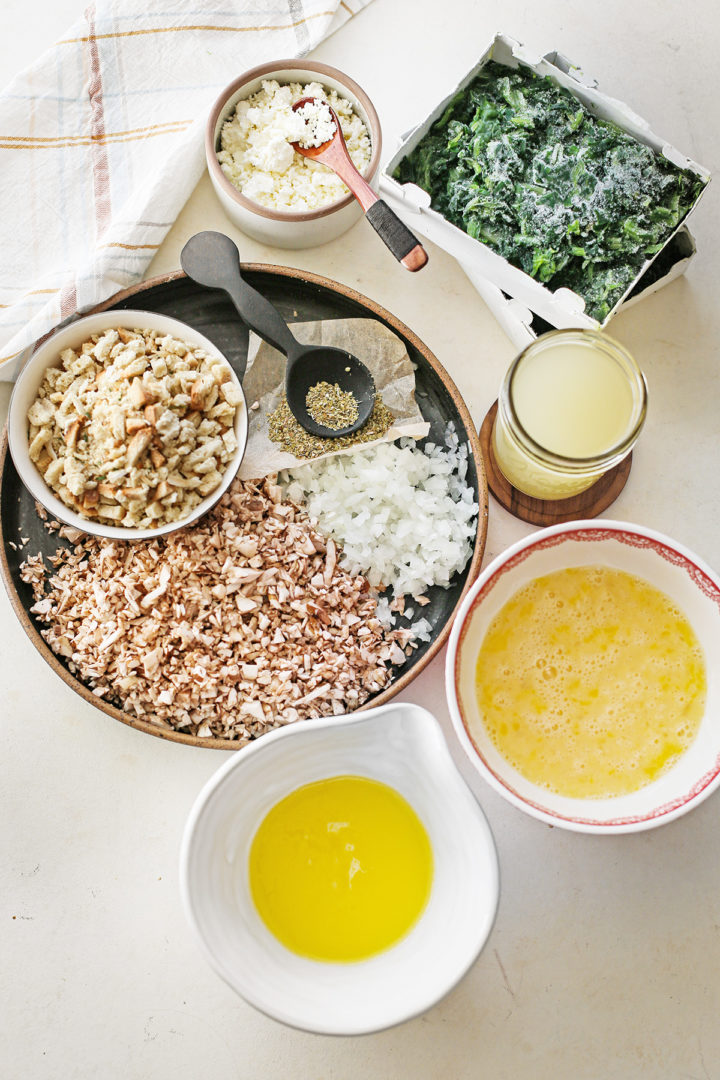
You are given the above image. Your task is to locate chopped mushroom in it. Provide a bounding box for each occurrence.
[20,478,418,741]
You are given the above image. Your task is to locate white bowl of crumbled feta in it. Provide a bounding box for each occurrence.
[8,310,248,540]
[205,61,381,249]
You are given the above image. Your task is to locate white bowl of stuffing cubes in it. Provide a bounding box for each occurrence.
[205,60,381,249]
[8,310,248,540]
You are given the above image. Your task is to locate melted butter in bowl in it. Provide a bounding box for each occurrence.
[180,703,498,1035]
[249,775,433,962]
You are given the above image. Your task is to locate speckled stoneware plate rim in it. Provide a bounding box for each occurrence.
[0,265,488,749]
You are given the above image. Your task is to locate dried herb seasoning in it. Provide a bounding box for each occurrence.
[305,381,360,430]
[268,394,394,460]
[394,61,706,321]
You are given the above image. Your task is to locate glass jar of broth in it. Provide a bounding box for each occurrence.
[491,329,648,500]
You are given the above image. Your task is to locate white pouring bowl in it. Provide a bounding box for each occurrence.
[179,703,499,1035]
[446,520,720,834]
[8,309,248,540]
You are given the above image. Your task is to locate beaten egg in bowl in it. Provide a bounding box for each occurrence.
[473,565,705,800]
[447,521,720,833]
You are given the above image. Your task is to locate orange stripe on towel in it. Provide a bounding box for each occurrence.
[0,121,191,146]
[100,242,161,250]
[58,12,334,44]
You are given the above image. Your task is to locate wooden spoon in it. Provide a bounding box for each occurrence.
[291,97,428,272]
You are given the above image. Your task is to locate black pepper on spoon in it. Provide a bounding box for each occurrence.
[180,231,376,438]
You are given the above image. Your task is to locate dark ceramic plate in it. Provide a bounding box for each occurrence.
[0,266,488,748]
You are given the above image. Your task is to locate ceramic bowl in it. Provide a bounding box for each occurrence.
[205,60,382,249]
[446,520,720,834]
[180,703,499,1034]
[8,309,248,540]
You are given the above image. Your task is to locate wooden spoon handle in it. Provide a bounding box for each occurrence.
[320,143,377,212]
[309,122,428,270]
[365,201,429,272]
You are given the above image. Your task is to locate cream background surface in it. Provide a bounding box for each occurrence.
[2,2,719,1077]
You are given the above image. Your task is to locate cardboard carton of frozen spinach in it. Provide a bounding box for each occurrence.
[385,37,709,328]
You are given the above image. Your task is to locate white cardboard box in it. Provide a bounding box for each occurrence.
[380,33,709,332]
[461,227,698,350]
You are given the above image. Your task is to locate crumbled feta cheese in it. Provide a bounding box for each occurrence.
[295,99,337,148]
[218,79,371,212]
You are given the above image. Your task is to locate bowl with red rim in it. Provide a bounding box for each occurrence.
[445,520,720,834]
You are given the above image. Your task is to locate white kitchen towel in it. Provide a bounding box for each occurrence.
[0,0,372,380]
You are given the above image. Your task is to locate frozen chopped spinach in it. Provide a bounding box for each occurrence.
[394,61,706,321]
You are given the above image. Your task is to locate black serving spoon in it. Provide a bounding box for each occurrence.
[180,232,375,437]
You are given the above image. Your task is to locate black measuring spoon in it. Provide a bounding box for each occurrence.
[180,232,375,437]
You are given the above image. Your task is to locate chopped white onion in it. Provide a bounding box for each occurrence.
[280,426,478,603]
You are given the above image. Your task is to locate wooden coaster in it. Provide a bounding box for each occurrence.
[479,401,632,527]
